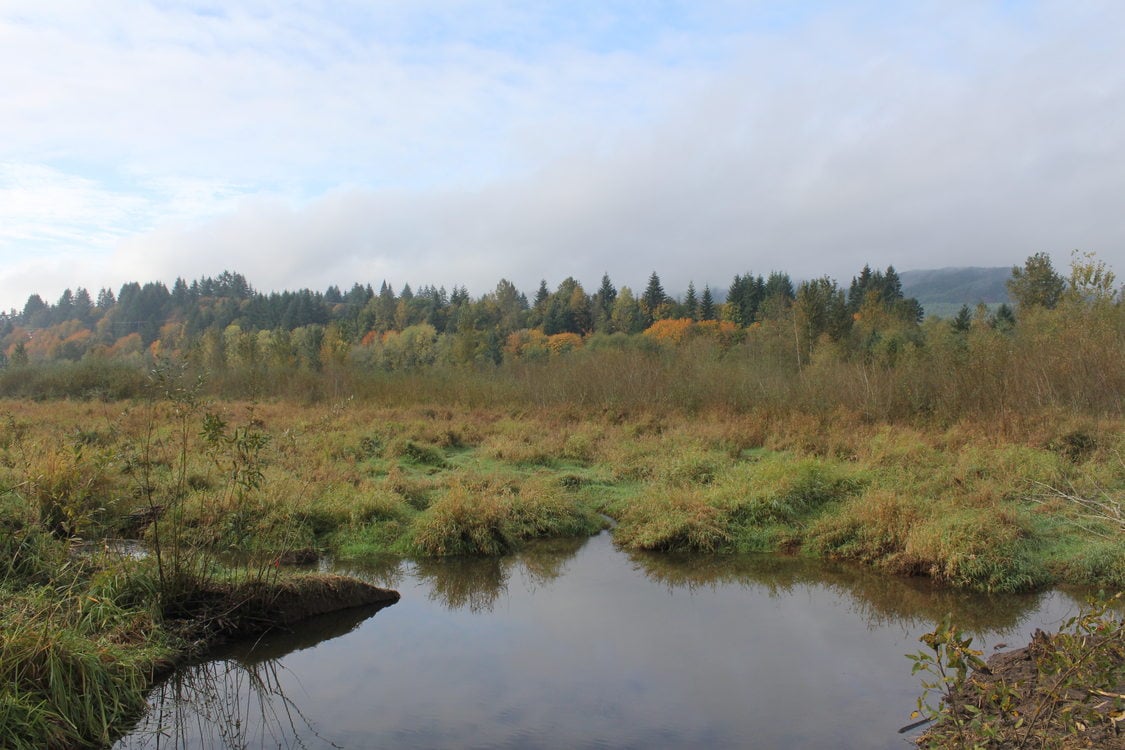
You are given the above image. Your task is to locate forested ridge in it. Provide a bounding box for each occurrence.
[0,252,1120,426]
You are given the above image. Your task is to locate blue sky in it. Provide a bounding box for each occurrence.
[2,1,1123,310]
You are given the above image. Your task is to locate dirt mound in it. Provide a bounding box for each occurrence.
[245,574,401,626]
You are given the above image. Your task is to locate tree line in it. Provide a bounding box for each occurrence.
[0,253,1114,375]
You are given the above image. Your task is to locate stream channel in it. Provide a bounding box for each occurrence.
[113,530,1089,749]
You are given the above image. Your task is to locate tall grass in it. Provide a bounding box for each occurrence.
[409,474,602,556]
[0,581,169,750]
[0,481,172,750]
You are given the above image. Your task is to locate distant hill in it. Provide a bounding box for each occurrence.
[900,267,1012,319]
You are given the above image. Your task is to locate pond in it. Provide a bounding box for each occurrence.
[113,530,1088,749]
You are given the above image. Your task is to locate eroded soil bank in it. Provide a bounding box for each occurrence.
[160,573,401,662]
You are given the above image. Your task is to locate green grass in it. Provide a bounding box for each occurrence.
[0,550,175,750]
[407,472,603,556]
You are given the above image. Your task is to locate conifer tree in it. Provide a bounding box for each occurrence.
[951,305,972,333]
[684,281,698,321]
[530,280,550,328]
[764,272,795,302]
[641,272,667,326]
[699,286,716,321]
[593,273,617,332]
[883,265,903,300]
[848,265,874,313]
[73,287,94,324]
[992,303,1016,331]
[725,273,764,326]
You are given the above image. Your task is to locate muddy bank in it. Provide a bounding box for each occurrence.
[159,573,400,663]
[234,573,401,626]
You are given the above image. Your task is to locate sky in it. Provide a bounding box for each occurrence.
[2,1,1123,311]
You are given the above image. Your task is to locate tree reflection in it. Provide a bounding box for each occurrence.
[625,549,1068,633]
[414,556,508,613]
[410,536,588,613]
[515,536,586,589]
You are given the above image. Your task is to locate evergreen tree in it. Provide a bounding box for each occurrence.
[641,271,667,326]
[375,281,397,332]
[641,271,666,310]
[534,280,550,308]
[73,287,94,324]
[593,273,617,332]
[726,273,765,326]
[896,297,925,324]
[764,272,795,302]
[846,263,922,325]
[684,281,698,321]
[530,280,550,328]
[795,277,850,358]
[54,289,75,323]
[848,265,874,313]
[699,286,716,321]
[212,270,253,299]
[883,266,903,300]
[21,294,48,327]
[171,277,191,309]
[543,278,590,335]
[343,283,371,307]
[992,303,1016,331]
[951,305,973,333]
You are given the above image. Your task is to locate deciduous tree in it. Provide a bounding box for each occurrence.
[1007,252,1065,310]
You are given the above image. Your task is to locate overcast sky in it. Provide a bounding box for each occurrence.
[2,1,1123,310]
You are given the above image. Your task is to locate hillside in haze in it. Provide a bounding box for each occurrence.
[900,267,1012,318]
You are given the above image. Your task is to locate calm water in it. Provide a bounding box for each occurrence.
[114,531,1086,749]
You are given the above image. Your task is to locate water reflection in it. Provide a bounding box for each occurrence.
[116,603,394,750]
[341,536,588,614]
[344,538,1062,634]
[115,533,1090,750]
[121,659,324,750]
[626,550,1055,632]
[415,556,508,613]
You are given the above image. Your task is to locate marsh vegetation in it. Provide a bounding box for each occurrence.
[0,253,1121,747]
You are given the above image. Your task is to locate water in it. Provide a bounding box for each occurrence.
[114,531,1087,749]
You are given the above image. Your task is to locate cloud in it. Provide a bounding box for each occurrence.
[2,2,1124,309]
